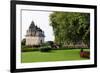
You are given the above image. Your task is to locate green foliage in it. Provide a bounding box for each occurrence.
[41,42,49,47]
[50,12,90,48]
[21,45,39,52]
[46,41,54,46]
[21,38,26,45]
[41,41,54,48]
[39,41,52,52]
[39,46,51,52]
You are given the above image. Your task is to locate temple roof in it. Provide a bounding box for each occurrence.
[29,21,35,29]
[28,21,42,31]
[26,21,45,37]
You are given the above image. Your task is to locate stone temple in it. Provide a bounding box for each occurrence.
[25,21,45,46]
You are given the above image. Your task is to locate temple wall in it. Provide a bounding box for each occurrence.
[26,36,44,46]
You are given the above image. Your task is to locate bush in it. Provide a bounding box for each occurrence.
[41,42,49,47]
[39,46,51,52]
[21,38,26,45]
[21,45,38,52]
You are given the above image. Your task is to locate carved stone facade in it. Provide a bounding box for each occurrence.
[26,21,45,46]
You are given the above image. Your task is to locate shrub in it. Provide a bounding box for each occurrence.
[21,38,26,45]
[21,45,38,52]
[21,45,28,49]
[41,42,49,47]
[46,41,54,47]
[39,46,51,52]
[22,48,39,52]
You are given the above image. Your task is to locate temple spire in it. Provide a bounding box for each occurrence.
[29,21,35,29]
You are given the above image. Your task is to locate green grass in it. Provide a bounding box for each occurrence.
[21,49,90,63]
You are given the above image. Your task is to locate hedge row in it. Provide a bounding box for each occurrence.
[21,45,52,52]
[21,45,39,52]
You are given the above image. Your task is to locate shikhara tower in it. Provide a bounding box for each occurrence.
[25,21,45,46]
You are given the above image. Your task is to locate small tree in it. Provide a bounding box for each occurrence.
[21,38,26,45]
[47,41,54,47]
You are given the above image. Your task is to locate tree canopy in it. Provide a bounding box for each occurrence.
[49,12,90,48]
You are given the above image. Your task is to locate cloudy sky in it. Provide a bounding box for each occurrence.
[22,10,55,42]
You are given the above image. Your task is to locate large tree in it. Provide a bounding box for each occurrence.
[49,12,90,48]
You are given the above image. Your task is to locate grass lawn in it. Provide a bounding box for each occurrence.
[21,49,90,63]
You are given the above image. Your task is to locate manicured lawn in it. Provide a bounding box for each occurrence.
[21,49,90,63]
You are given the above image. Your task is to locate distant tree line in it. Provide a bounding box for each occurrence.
[49,12,90,48]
